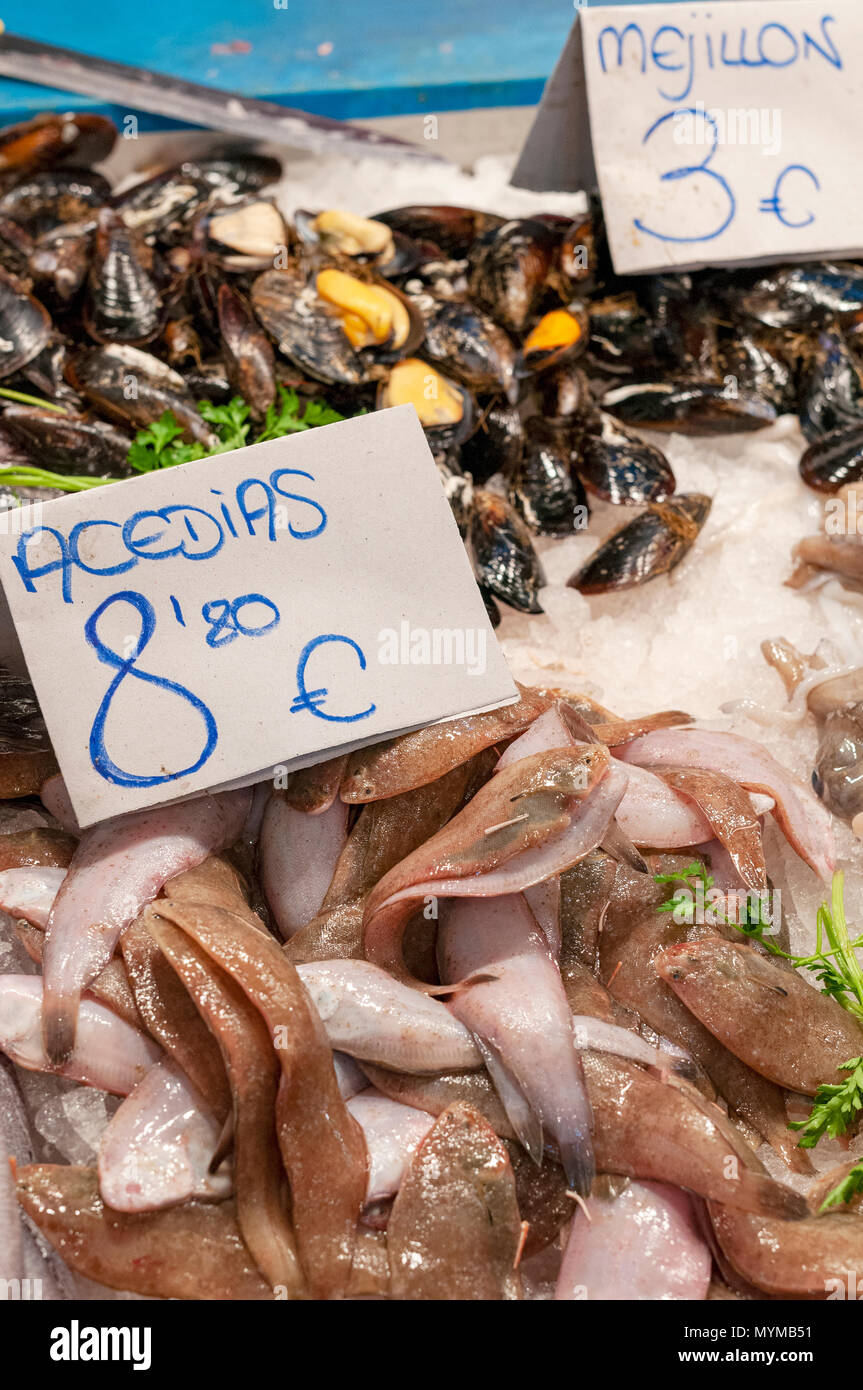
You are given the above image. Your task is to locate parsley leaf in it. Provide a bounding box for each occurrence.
[789,1058,863,1148]
[820,1159,863,1212]
[127,411,187,472]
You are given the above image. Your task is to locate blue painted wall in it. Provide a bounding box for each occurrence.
[0,0,709,127]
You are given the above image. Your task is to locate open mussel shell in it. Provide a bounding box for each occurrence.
[1,404,132,475]
[66,343,218,446]
[252,264,423,386]
[469,483,545,614]
[208,199,288,269]
[252,265,368,386]
[84,209,165,346]
[415,294,517,397]
[515,304,588,382]
[574,411,675,505]
[0,267,52,380]
[800,423,863,493]
[601,380,776,434]
[508,416,586,537]
[373,205,506,258]
[468,217,562,335]
[294,208,419,277]
[460,399,524,483]
[377,358,475,451]
[568,493,711,594]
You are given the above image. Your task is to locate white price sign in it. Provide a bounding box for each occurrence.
[516,0,863,275]
[0,407,516,826]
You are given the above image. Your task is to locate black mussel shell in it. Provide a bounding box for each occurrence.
[0,112,116,174]
[574,411,675,505]
[586,294,658,377]
[182,359,234,404]
[84,210,165,346]
[67,344,218,446]
[799,332,863,442]
[180,151,282,196]
[601,380,776,434]
[478,580,501,628]
[568,494,711,594]
[717,332,797,414]
[468,218,560,335]
[437,456,473,537]
[0,667,49,747]
[508,417,585,536]
[536,363,591,424]
[460,399,524,483]
[800,423,863,493]
[0,267,52,381]
[1,404,132,475]
[0,168,111,234]
[470,486,545,613]
[416,295,516,397]
[737,262,863,331]
[110,168,210,234]
[374,206,505,258]
[217,282,276,420]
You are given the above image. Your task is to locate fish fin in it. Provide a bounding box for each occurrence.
[474,1035,544,1167]
[208,1109,234,1174]
[600,821,648,874]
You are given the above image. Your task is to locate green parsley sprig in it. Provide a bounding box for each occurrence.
[819,1159,863,1212]
[128,387,344,475]
[788,1058,863,1148]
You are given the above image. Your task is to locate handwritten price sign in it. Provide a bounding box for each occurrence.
[573,0,863,274]
[0,406,515,826]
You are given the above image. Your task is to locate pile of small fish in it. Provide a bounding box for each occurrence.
[1,112,863,621]
[4,663,863,1302]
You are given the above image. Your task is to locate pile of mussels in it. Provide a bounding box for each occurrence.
[0,112,863,619]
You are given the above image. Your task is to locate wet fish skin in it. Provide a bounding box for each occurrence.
[710,1201,863,1298]
[387,1102,523,1301]
[16,1164,271,1300]
[657,935,863,1095]
[600,907,811,1173]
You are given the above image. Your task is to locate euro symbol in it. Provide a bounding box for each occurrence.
[289,633,376,724]
[759,164,820,229]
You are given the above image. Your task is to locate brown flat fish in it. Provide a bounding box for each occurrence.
[600,910,810,1173]
[285,754,489,965]
[650,764,767,890]
[710,1202,863,1298]
[387,1102,523,1300]
[146,914,302,1297]
[340,684,549,802]
[153,898,367,1300]
[657,936,863,1094]
[16,1165,270,1300]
